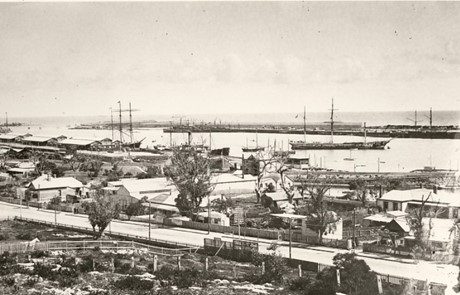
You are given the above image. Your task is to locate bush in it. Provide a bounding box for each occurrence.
[155,265,205,288]
[0,233,9,241]
[2,276,15,287]
[289,276,313,291]
[248,252,287,285]
[112,275,155,291]
[24,276,40,287]
[16,232,34,240]
[78,255,95,273]
[115,262,132,274]
[31,250,49,258]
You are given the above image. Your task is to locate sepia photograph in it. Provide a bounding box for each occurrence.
[0,1,459,294]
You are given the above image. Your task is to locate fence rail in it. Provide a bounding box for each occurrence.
[0,239,192,256]
[14,217,200,251]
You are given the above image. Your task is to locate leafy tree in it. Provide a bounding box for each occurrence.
[348,179,368,206]
[211,197,233,213]
[47,196,61,210]
[35,155,57,174]
[252,149,291,203]
[165,148,214,219]
[125,201,144,220]
[333,253,378,295]
[405,192,445,260]
[296,173,337,244]
[82,191,120,239]
[248,252,288,284]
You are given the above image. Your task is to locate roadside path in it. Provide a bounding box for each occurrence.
[1,202,458,290]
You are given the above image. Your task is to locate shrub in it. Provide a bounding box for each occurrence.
[0,233,9,241]
[115,263,132,274]
[289,276,313,291]
[112,275,155,290]
[24,276,40,287]
[16,232,34,240]
[31,250,49,258]
[2,276,15,287]
[247,252,287,284]
[78,255,95,273]
[155,266,205,289]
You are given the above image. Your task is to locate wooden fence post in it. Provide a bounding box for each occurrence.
[131,256,135,268]
[92,258,95,271]
[205,257,209,271]
[233,264,237,278]
[336,269,341,286]
[376,274,383,294]
[111,257,115,273]
[177,256,181,270]
[153,255,158,272]
[298,264,302,277]
[261,262,265,275]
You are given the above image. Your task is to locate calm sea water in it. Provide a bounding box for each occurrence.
[7,111,460,173]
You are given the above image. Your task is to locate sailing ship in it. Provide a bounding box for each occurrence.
[111,101,145,149]
[289,100,391,150]
[242,133,264,152]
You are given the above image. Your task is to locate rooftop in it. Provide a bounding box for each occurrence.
[31,175,83,190]
[380,188,460,207]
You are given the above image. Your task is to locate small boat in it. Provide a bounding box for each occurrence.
[242,147,265,152]
[242,134,264,152]
[343,149,356,161]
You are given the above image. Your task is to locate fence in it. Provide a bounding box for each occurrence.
[14,217,200,250]
[165,218,349,249]
[363,243,413,258]
[343,227,381,239]
[0,239,191,256]
[0,197,74,212]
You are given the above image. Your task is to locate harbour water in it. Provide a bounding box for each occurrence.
[6,111,460,173]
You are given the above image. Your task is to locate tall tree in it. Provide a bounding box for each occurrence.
[125,201,144,220]
[295,173,337,244]
[333,253,378,295]
[406,192,445,259]
[82,191,120,239]
[165,148,214,219]
[253,149,292,203]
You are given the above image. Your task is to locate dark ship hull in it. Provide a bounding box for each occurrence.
[210,147,230,156]
[242,147,265,152]
[289,140,390,150]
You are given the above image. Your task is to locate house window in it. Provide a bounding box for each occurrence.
[454,209,459,219]
[383,201,389,211]
[393,202,399,211]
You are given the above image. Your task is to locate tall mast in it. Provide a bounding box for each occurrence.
[330,98,335,143]
[129,102,133,143]
[363,122,367,144]
[303,105,307,143]
[110,108,114,141]
[118,101,123,143]
[429,107,432,129]
[414,110,418,127]
[169,121,173,147]
[209,129,212,150]
[5,112,8,127]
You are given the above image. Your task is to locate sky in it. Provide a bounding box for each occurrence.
[0,2,459,118]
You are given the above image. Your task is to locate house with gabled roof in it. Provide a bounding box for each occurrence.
[28,174,83,203]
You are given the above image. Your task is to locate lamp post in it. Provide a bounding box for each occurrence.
[354,164,366,172]
[207,194,211,235]
[148,199,151,241]
[377,158,385,173]
[289,219,292,259]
